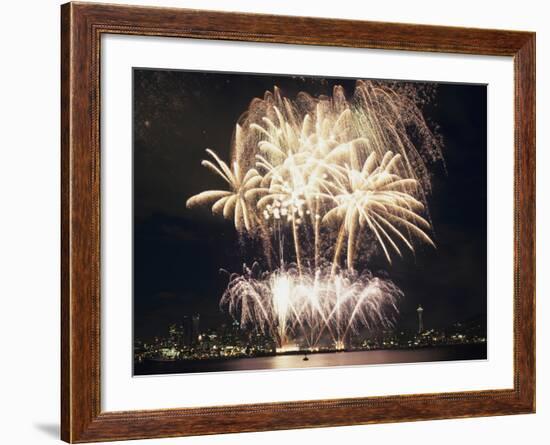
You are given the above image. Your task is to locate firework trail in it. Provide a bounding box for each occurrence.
[186,80,442,349]
[221,263,402,351]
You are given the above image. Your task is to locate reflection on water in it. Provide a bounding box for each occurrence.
[134,343,486,376]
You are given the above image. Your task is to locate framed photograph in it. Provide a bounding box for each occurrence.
[61,2,535,442]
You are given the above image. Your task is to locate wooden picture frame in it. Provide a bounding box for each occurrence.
[61,2,535,442]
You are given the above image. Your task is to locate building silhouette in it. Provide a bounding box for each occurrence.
[182,315,192,346]
[192,314,200,345]
[417,305,424,333]
[168,323,185,349]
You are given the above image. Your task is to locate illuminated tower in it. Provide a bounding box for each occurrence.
[192,314,200,345]
[417,305,424,333]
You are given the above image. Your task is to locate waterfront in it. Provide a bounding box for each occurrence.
[134,343,486,375]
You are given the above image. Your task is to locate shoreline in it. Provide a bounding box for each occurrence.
[139,341,487,363]
[134,343,487,375]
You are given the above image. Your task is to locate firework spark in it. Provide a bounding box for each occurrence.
[186,148,263,233]
[186,80,442,349]
[221,263,402,350]
[322,152,435,269]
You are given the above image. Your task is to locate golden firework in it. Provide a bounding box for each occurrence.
[186,80,442,348]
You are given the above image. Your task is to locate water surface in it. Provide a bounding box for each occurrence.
[134,343,486,376]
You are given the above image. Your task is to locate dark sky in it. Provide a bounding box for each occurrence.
[133,68,487,341]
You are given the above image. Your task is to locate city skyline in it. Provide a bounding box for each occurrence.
[134,306,486,375]
[134,301,483,344]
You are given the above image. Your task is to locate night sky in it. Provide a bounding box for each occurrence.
[133,68,487,342]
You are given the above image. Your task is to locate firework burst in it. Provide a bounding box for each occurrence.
[221,263,402,350]
[186,80,442,349]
